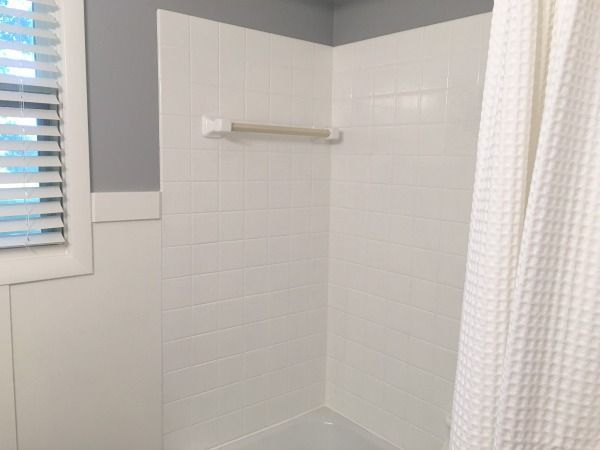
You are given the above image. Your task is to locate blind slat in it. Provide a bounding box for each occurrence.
[0,140,60,152]
[0,124,60,136]
[0,107,59,121]
[0,6,56,24]
[0,216,63,234]
[29,0,58,6]
[0,41,57,57]
[0,90,59,105]
[0,23,56,40]
[0,74,58,89]
[0,156,60,168]
[0,232,64,249]
[0,186,62,200]
[0,171,61,185]
[0,57,59,73]
[0,200,62,218]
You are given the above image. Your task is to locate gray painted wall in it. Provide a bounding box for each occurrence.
[85,0,493,192]
[85,0,334,192]
[332,0,493,45]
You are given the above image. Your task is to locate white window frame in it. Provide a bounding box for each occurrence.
[0,0,92,286]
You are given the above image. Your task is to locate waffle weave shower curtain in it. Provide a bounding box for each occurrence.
[449,1,600,449]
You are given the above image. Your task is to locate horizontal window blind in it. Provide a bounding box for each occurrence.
[0,0,63,249]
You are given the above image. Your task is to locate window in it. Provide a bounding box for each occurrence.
[0,0,91,285]
[0,0,63,248]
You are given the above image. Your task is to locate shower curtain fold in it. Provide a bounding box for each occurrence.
[450,1,600,449]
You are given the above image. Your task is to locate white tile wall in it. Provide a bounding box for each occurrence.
[158,10,332,450]
[327,14,490,450]
[159,8,491,450]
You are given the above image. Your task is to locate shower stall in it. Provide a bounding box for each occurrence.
[158,11,490,450]
[158,10,488,449]
[158,1,600,448]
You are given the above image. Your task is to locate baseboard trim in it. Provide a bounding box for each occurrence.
[91,192,161,223]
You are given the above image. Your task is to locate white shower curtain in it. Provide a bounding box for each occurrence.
[450,1,600,449]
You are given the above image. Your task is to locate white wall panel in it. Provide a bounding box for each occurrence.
[10,220,162,450]
[0,286,17,450]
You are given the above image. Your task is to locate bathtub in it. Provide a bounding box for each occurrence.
[218,407,398,450]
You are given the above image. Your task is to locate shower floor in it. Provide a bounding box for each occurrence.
[217,407,398,450]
